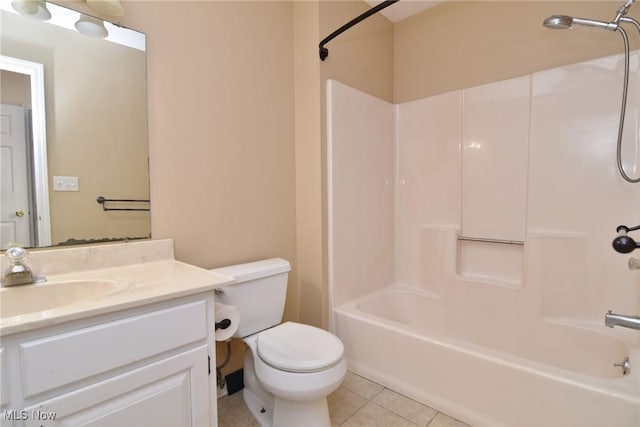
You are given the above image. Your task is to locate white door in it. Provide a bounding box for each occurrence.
[0,103,31,248]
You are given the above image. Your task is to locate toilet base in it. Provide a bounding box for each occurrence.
[242,344,336,427]
[243,387,273,427]
[243,387,332,427]
[242,349,274,427]
[273,396,331,427]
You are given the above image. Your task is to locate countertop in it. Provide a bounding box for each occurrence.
[0,240,234,336]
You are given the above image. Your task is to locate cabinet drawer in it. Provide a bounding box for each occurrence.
[20,300,208,398]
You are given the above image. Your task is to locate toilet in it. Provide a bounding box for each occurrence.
[212,258,347,427]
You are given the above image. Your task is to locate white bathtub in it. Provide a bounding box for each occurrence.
[333,286,640,426]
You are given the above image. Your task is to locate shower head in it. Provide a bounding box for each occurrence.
[543,15,619,31]
[543,15,573,29]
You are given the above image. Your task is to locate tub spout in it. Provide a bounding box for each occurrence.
[605,310,640,330]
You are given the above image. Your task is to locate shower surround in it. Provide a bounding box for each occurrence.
[327,50,640,426]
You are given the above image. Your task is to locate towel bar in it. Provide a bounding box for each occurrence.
[96,196,150,212]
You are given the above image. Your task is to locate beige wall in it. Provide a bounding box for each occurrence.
[293,1,324,328]
[112,0,298,290]
[0,70,30,105]
[118,1,297,376]
[395,1,640,102]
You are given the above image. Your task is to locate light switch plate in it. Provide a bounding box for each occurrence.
[53,176,79,192]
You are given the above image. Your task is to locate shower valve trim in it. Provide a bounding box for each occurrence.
[613,224,640,254]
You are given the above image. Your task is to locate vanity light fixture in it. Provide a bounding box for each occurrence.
[11,0,51,20]
[75,14,108,38]
[0,0,143,50]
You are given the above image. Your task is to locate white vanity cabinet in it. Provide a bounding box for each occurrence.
[1,293,218,426]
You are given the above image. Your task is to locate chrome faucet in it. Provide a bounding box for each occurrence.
[2,246,34,286]
[605,310,640,331]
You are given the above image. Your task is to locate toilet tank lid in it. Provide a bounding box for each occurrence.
[211,258,290,283]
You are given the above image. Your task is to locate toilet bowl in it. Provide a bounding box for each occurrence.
[211,259,346,427]
[243,322,347,426]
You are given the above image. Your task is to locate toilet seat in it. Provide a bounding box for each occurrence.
[256,322,344,373]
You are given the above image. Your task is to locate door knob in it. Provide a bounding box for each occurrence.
[15,210,25,218]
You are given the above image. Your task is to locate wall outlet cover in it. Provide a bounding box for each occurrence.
[53,176,79,192]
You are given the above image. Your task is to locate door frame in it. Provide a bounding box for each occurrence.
[1,55,51,246]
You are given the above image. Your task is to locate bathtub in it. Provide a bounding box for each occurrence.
[333,286,640,426]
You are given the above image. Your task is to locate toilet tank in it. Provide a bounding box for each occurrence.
[211,258,290,338]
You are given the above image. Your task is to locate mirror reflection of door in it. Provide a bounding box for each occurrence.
[0,102,32,247]
[0,57,51,249]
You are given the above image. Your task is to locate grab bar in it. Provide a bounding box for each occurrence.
[457,236,524,246]
[96,196,150,212]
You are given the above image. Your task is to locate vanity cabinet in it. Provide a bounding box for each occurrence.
[1,293,217,426]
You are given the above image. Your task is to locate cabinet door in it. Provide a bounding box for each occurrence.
[0,348,6,409]
[24,346,211,427]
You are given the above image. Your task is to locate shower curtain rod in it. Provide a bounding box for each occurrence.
[319,0,399,61]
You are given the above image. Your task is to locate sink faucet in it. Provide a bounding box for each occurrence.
[605,310,640,331]
[2,246,34,286]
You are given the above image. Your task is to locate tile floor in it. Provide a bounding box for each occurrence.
[217,371,471,427]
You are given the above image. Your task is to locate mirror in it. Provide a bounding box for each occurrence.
[0,1,150,249]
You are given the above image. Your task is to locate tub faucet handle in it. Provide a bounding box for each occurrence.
[614,357,630,376]
[629,257,640,270]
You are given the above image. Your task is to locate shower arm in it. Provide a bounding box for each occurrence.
[614,0,637,24]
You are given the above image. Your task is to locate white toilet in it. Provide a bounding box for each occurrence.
[212,258,347,427]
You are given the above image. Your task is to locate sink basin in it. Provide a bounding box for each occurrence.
[0,280,117,318]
